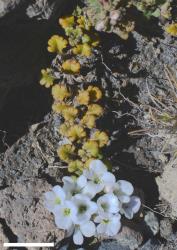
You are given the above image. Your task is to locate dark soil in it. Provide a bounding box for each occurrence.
[0,1,177,250]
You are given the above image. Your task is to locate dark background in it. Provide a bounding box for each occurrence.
[0,0,77,152]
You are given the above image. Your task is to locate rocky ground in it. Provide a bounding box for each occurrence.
[0,0,177,249]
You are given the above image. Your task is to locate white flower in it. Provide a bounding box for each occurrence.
[53,201,77,230]
[113,180,134,203]
[83,160,116,198]
[44,185,66,212]
[120,196,141,219]
[73,221,96,245]
[94,213,121,237]
[63,175,87,198]
[72,194,97,224]
[97,193,120,214]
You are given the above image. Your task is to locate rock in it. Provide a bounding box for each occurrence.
[0,2,176,248]
[0,0,21,17]
[144,211,159,236]
[0,115,62,187]
[0,223,9,246]
[163,232,177,250]
[114,225,143,250]
[128,136,164,174]
[139,238,162,250]
[26,0,76,20]
[0,116,65,245]
[98,240,130,250]
[26,0,55,19]
[0,179,65,244]
[160,218,173,239]
[156,165,177,219]
[127,32,177,174]
[0,0,68,20]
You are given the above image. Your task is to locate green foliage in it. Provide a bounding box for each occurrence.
[83,0,172,39]
[134,0,171,19]
[40,68,55,88]
[84,0,134,39]
[59,7,98,48]
[39,9,108,174]
[40,7,100,86]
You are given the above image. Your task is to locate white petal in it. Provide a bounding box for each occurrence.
[77,175,87,189]
[83,168,94,180]
[62,176,74,185]
[72,194,93,224]
[102,172,116,186]
[52,204,60,215]
[107,216,121,236]
[73,214,90,225]
[73,228,84,245]
[44,203,54,212]
[123,208,134,219]
[63,177,76,195]
[129,196,141,213]
[117,180,134,196]
[73,193,90,202]
[108,194,120,213]
[89,201,98,214]
[44,191,55,201]
[121,196,141,219]
[94,215,102,223]
[44,192,55,211]
[116,213,121,221]
[97,193,119,214]
[113,182,120,196]
[97,223,107,235]
[55,215,73,230]
[90,160,107,175]
[96,183,105,193]
[104,182,115,193]
[53,186,66,201]
[118,195,131,203]
[54,201,77,219]
[66,201,77,218]
[62,218,73,230]
[66,224,74,237]
[80,221,96,237]
[82,181,99,198]
[44,201,54,212]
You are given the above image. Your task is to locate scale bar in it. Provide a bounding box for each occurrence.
[4,243,54,247]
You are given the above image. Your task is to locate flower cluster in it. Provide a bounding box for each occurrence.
[44,160,141,245]
[40,8,99,88]
[53,83,109,174]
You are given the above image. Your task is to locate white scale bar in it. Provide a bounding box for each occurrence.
[4,243,54,247]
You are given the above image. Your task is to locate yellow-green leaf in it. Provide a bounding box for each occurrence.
[62,59,81,74]
[48,35,68,54]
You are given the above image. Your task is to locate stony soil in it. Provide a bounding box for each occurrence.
[0,1,177,250]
